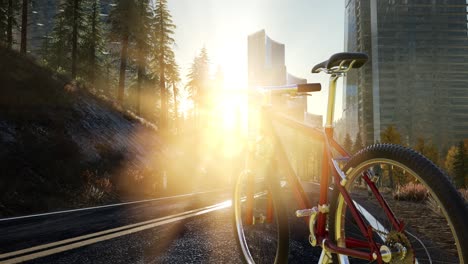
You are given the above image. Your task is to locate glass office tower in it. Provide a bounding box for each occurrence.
[344,0,468,151]
[248,30,287,87]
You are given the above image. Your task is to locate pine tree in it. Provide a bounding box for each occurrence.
[151,0,176,130]
[20,0,28,53]
[453,141,467,188]
[133,0,151,115]
[171,79,179,131]
[166,53,181,132]
[45,0,87,76]
[380,125,405,188]
[413,137,439,165]
[71,0,80,77]
[5,0,18,48]
[464,140,468,187]
[197,47,210,108]
[186,47,210,128]
[343,133,353,153]
[6,0,15,49]
[0,0,19,48]
[109,0,137,103]
[380,125,402,145]
[445,145,458,177]
[0,1,6,44]
[45,9,69,72]
[81,0,105,87]
[352,132,364,154]
[446,142,468,188]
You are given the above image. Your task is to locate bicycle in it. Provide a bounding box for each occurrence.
[232,52,468,263]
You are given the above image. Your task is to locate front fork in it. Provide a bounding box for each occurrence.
[245,170,254,225]
[244,169,275,226]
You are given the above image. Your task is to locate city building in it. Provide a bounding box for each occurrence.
[247,29,308,121]
[344,0,468,151]
[248,29,287,87]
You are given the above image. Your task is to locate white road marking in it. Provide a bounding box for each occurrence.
[0,189,227,222]
[0,200,231,264]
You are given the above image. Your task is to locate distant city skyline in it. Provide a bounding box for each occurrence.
[167,0,346,117]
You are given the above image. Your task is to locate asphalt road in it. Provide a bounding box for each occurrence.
[0,190,322,264]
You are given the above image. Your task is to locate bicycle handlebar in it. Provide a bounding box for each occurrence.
[254,83,321,94]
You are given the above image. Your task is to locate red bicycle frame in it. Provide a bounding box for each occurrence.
[243,105,404,262]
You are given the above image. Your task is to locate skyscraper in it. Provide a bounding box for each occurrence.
[247,29,307,119]
[344,0,468,151]
[248,29,287,87]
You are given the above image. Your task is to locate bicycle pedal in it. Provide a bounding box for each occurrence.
[295,207,319,218]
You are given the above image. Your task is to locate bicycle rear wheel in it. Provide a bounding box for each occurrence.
[233,161,289,264]
[330,144,468,263]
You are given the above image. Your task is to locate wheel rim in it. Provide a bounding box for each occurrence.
[334,158,463,264]
[233,171,281,264]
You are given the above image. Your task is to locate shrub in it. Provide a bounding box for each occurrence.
[393,183,428,202]
[81,170,114,205]
[459,189,468,202]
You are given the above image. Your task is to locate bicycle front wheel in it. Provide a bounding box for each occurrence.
[330,144,468,264]
[233,162,289,264]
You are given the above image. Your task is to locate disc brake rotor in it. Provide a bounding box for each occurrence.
[384,231,414,264]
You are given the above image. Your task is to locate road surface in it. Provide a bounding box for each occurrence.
[0,190,321,263]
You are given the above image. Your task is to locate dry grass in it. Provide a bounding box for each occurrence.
[88,90,159,132]
[80,170,114,205]
[393,183,428,202]
[458,188,468,202]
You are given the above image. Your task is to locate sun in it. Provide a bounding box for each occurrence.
[220,94,242,131]
[213,42,247,90]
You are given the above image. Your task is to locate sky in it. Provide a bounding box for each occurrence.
[166,0,346,118]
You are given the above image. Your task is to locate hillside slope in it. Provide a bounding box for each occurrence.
[0,48,169,217]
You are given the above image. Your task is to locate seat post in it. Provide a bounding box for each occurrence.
[325,73,341,129]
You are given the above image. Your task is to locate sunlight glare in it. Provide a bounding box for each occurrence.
[217,42,247,90]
